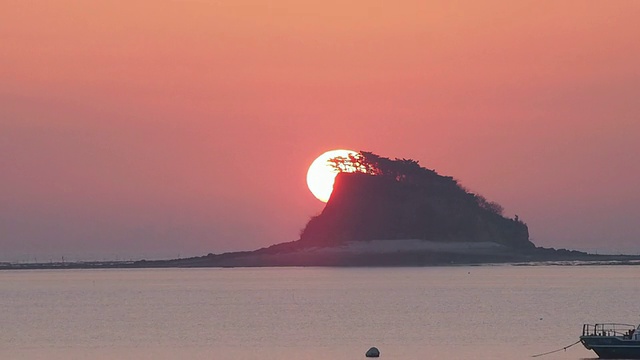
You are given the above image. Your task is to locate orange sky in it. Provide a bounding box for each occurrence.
[1,1,639,260]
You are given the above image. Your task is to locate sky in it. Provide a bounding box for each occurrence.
[1,1,639,261]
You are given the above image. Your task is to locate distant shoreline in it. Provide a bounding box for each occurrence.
[3,259,640,271]
[3,240,640,270]
[3,259,640,270]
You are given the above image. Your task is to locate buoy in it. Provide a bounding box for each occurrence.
[365,347,380,357]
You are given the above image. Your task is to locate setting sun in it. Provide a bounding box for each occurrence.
[306,149,358,202]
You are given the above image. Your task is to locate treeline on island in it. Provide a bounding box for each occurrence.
[299,151,534,249]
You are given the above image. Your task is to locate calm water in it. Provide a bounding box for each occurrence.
[2,265,639,359]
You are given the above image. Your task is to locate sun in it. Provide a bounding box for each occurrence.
[307,149,358,203]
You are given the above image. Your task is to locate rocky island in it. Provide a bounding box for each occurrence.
[4,151,639,269]
[126,152,638,267]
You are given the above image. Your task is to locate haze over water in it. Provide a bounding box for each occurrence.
[3,265,638,359]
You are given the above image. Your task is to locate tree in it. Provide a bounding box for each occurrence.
[328,151,424,181]
[474,194,504,216]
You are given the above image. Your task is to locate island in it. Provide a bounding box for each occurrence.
[3,151,639,269]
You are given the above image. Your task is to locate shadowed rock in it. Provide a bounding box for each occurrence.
[366,347,380,357]
[300,160,533,250]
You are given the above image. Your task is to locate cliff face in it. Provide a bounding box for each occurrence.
[300,171,533,249]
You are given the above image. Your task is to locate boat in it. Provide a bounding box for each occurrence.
[580,323,640,359]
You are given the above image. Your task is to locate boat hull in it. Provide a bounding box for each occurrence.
[581,336,640,359]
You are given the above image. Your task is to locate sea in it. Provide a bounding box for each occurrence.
[2,265,639,360]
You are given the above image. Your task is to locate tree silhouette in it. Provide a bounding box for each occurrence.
[474,194,504,215]
[328,151,506,216]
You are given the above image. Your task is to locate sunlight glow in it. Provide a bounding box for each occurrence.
[306,149,358,202]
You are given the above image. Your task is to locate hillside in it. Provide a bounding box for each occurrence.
[299,152,533,249]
